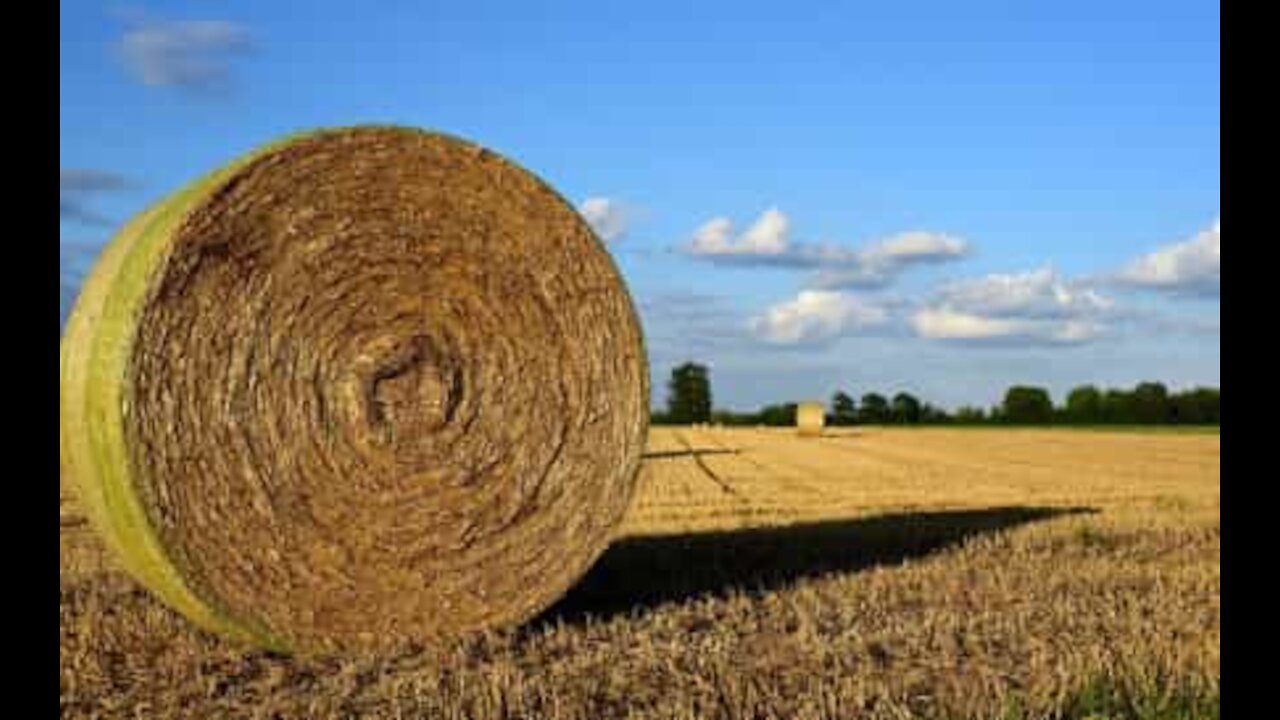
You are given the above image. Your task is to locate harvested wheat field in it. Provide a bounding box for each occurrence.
[60,427,1220,719]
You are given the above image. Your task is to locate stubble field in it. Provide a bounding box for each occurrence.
[60,427,1220,719]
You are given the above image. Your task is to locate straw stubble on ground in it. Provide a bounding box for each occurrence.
[60,427,1220,719]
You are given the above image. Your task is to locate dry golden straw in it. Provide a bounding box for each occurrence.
[59,126,650,654]
[796,401,825,436]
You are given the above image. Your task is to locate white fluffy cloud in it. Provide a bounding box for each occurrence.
[1115,219,1220,297]
[912,308,1103,344]
[682,207,968,287]
[687,207,791,257]
[579,197,630,243]
[910,267,1113,345]
[117,17,253,91]
[932,267,1113,318]
[748,290,889,345]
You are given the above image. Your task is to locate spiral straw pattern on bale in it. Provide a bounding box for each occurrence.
[59,127,650,653]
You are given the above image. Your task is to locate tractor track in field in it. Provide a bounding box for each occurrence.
[673,430,741,497]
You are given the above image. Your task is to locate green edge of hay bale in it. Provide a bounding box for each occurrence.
[58,131,335,654]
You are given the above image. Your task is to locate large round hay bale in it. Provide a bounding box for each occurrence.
[58,126,649,654]
[796,401,825,436]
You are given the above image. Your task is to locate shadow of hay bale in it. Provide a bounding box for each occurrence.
[533,506,1096,627]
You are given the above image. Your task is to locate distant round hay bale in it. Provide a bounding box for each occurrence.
[796,401,825,436]
[58,126,649,654]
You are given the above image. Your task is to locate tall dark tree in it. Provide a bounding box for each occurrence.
[1172,384,1218,422]
[920,403,950,424]
[858,393,890,424]
[1065,385,1103,424]
[1196,388,1221,425]
[1131,382,1170,424]
[666,362,712,424]
[1002,386,1054,424]
[1170,387,1220,425]
[831,391,857,426]
[891,392,922,424]
[1101,389,1134,424]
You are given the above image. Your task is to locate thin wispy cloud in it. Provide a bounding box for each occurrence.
[681,207,968,287]
[1112,219,1220,298]
[812,232,970,289]
[578,197,630,243]
[639,291,755,360]
[116,15,254,93]
[60,169,128,225]
[1116,306,1220,338]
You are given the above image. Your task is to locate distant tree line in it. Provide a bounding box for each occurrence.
[649,362,1220,427]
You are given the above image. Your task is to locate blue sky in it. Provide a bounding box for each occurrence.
[60,0,1220,411]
